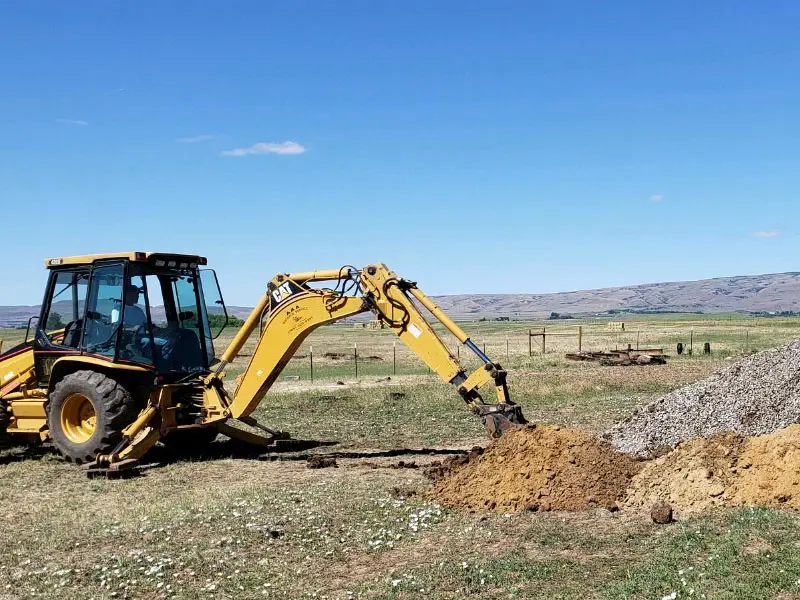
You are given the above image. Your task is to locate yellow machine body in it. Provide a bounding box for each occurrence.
[0,255,525,472]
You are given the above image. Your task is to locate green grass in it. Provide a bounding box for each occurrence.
[602,508,800,600]
[355,508,800,600]
[2,450,798,599]
[0,327,27,352]
[251,382,485,448]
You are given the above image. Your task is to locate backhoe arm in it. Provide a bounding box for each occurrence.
[207,264,526,438]
[357,264,526,436]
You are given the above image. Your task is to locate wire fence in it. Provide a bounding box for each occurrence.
[258,320,800,382]
[4,318,798,382]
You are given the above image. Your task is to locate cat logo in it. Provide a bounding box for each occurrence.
[272,282,294,304]
[267,279,304,312]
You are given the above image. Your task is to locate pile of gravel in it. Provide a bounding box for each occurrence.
[605,340,800,456]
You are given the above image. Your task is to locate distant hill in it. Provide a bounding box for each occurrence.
[2,272,800,326]
[431,272,800,319]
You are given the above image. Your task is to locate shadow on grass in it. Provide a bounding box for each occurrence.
[0,443,52,465]
[147,438,471,465]
[2,436,470,477]
[258,446,472,462]
[146,437,340,465]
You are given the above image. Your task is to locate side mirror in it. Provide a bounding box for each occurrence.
[200,269,228,339]
[25,316,39,344]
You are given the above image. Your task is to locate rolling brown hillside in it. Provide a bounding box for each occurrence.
[2,272,799,326]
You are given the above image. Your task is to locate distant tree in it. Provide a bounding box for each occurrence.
[548,312,574,320]
[207,313,244,330]
[46,313,65,331]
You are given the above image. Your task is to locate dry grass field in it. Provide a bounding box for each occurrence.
[1,316,799,599]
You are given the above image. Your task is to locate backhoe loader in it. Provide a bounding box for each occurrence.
[0,252,526,472]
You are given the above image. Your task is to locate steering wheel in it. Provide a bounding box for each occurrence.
[83,313,120,349]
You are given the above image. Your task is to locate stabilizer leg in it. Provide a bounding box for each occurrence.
[84,404,163,477]
[215,418,290,447]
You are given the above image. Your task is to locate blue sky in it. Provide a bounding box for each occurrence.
[0,1,797,306]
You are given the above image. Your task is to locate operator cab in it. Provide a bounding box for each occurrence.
[34,252,228,384]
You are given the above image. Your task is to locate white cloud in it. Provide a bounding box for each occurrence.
[752,230,781,238]
[56,118,88,126]
[177,134,216,143]
[650,194,663,203]
[220,141,307,157]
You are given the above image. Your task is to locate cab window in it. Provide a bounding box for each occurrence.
[40,269,90,347]
[119,268,154,365]
[140,270,206,373]
[83,263,125,359]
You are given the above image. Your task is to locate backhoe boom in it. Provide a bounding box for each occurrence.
[207,264,526,437]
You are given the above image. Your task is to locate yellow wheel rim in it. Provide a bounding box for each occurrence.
[60,393,96,444]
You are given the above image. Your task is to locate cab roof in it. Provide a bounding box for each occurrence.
[45,252,208,269]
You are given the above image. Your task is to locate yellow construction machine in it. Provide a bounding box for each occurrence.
[0,253,526,473]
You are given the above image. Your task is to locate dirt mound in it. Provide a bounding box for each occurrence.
[734,424,800,506]
[623,432,745,515]
[428,424,642,512]
[625,425,800,516]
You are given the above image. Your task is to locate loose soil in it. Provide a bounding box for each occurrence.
[427,424,642,512]
[623,432,746,515]
[428,423,800,518]
[625,424,800,516]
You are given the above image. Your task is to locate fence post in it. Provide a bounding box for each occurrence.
[506,338,509,362]
[310,345,314,383]
[528,329,532,357]
[542,327,546,354]
[636,327,640,351]
[393,341,396,375]
[483,341,486,355]
[578,325,583,353]
[690,329,694,355]
[354,343,358,379]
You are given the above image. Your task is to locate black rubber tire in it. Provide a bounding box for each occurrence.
[0,400,11,444]
[0,401,9,435]
[47,370,138,463]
